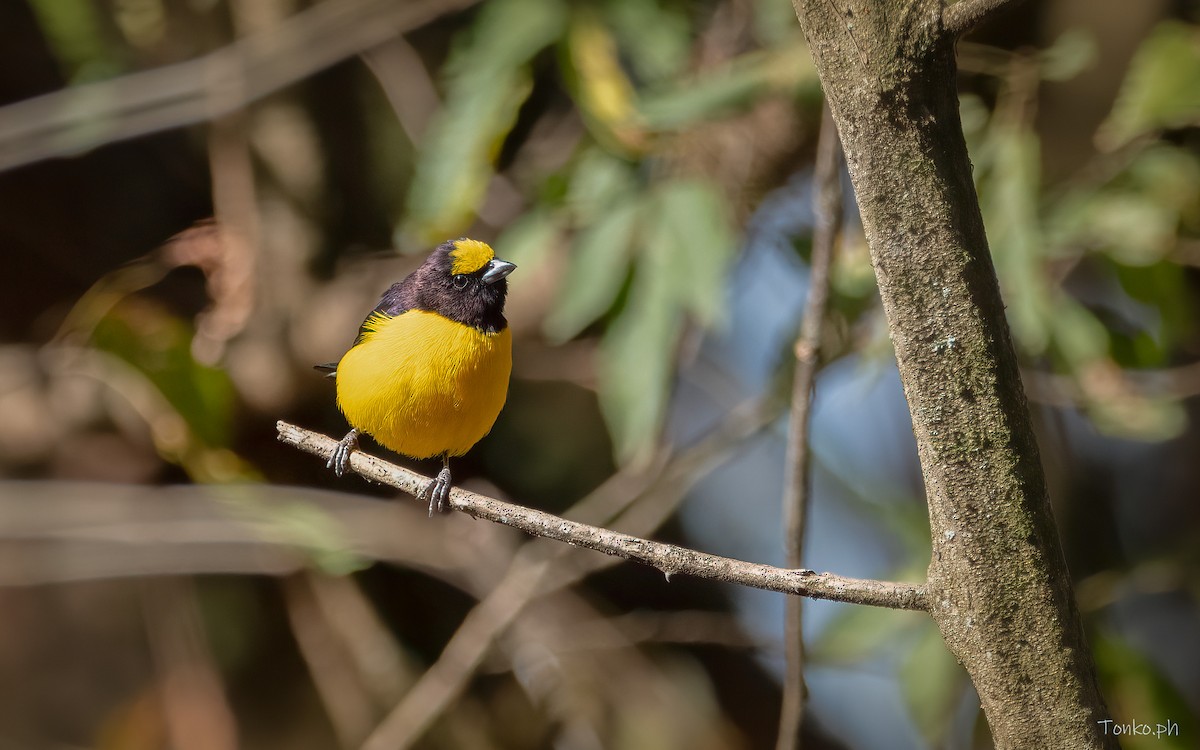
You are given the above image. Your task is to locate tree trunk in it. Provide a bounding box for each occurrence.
[789,1,1117,747]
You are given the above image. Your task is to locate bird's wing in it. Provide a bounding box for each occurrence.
[314,275,420,376]
[353,277,418,345]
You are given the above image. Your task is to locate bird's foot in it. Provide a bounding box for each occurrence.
[418,466,453,516]
[327,429,359,477]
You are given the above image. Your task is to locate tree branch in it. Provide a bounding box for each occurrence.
[794,0,1115,745]
[777,104,844,750]
[276,421,928,611]
[943,0,1029,39]
[355,396,782,750]
[0,0,480,172]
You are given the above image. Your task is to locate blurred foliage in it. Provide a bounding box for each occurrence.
[402,0,567,241]
[92,300,236,449]
[970,25,1200,440]
[27,0,125,81]
[1093,628,1195,750]
[400,0,815,462]
[1098,21,1200,149]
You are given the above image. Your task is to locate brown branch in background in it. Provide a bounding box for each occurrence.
[0,481,477,585]
[355,397,780,750]
[141,578,238,750]
[276,421,927,611]
[303,573,416,706]
[360,552,557,750]
[199,116,259,364]
[943,0,1029,39]
[283,574,378,748]
[545,609,762,654]
[360,37,442,145]
[286,394,909,750]
[0,0,481,172]
[777,105,844,750]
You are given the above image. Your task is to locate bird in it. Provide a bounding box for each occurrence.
[317,238,515,515]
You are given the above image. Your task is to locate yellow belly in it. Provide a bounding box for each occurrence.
[335,310,512,459]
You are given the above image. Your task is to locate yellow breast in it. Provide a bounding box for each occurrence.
[334,310,512,459]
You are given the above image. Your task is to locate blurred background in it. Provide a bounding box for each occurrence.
[0,0,1198,748]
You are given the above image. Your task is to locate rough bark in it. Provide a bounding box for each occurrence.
[789,1,1116,747]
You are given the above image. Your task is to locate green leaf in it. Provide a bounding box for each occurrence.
[1113,261,1195,356]
[28,0,124,82]
[977,123,1053,354]
[565,8,643,151]
[648,179,736,327]
[1098,21,1200,149]
[639,47,815,130]
[92,303,235,449]
[594,179,737,461]
[1093,629,1196,750]
[565,147,637,224]
[1086,192,1177,266]
[602,0,692,84]
[811,605,925,664]
[545,197,639,342]
[900,623,967,744]
[753,0,808,48]
[1038,28,1098,82]
[598,258,681,464]
[1127,144,1200,217]
[1051,304,1110,368]
[401,0,567,242]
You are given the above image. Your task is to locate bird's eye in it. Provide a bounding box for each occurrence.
[452,274,468,290]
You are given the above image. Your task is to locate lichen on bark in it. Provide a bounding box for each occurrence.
[791,0,1116,747]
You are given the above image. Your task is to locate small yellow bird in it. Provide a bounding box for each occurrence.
[318,238,515,514]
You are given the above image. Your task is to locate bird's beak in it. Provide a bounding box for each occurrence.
[482,259,516,285]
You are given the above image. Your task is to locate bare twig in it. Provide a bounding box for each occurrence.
[360,37,442,145]
[0,481,473,585]
[141,578,238,750]
[777,104,843,750]
[359,553,556,750]
[304,573,416,705]
[0,0,480,172]
[283,574,377,748]
[943,0,1029,39]
[547,609,763,653]
[1023,360,1200,406]
[276,420,928,610]
[354,397,778,750]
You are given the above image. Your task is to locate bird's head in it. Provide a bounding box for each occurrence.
[415,238,516,333]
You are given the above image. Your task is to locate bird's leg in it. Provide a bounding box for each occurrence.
[327,428,359,477]
[418,453,453,516]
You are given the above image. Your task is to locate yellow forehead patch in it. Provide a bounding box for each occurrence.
[450,239,495,275]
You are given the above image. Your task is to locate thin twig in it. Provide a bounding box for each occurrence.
[304,573,417,705]
[141,578,238,750]
[546,610,763,653]
[0,0,480,172]
[354,397,779,750]
[0,481,475,585]
[283,574,377,748]
[943,0,1029,38]
[777,104,844,750]
[360,554,556,750]
[277,420,928,610]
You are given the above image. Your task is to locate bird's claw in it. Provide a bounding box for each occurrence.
[327,429,359,477]
[418,466,453,516]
